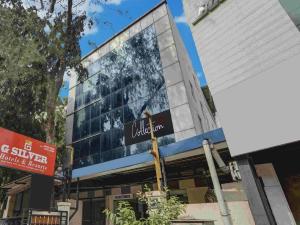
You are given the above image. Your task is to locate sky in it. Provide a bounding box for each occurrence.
[59,0,206,97]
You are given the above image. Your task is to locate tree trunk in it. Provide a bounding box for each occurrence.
[44,73,64,144]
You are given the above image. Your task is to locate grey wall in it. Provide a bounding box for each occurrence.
[184,0,300,156]
[168,7,217,133]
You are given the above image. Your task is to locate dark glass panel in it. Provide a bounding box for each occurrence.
[90,135,100,155]
[80,139,90,158]
[111,129,124,149]
[91,101,101,119]
[81,122,90,138]
[111,147,126,160]
[111,90,123,109]
[100,74,110,97]
[110,74,123,92]
[75,83,83,96]
[87,62,101,76]
[100,132,111,152]
[100,113,111,132]
[73,109,85,141]
[124,99,148,123]
[93,153,101,164]
[111,108,123,129]
[84,105,91,120]
[101,150,112,162]
[73,142,81,160]
[90,117,100,134]
[75,96,83,109]
[101,95,111,114]
[126,140,151,156]
[123,104,135,123]
[89,74,101,101]
[145,87,169,115]
[158,134,175,146]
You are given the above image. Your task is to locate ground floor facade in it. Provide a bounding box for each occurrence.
[3,129,299,225]
[68,150,255,225]
[237,141,300,225]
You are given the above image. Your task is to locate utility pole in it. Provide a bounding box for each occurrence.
[145,111,163,191]
[203,139,232,225]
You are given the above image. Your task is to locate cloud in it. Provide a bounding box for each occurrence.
[174,14,187,24]
[102,0,124,5]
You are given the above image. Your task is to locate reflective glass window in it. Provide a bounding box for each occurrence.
[101,95,111,114]
[90,117,100,134]
[101,132,111,152]
[111,108,123,129]
[90,135,100,155]
[100,113,111,132]
[111,90,123,109]
[72,24,174,168]
[80,139,90,158]
[100,74,110,97]
[111,129,124,149]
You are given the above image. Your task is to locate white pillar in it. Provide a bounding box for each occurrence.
[203,139,232,225]
[57,202,71,225]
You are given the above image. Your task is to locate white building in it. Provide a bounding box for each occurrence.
[183,0,300,224]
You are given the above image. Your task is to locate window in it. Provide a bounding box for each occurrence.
[71,25,174,168]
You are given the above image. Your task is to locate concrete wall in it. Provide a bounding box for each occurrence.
[183,0,300,156]
[69,200,83,225]
[183,202,255,225]
[167,7,217,137]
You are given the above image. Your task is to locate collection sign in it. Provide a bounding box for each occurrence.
[124,110,174,146]
[0,127,56,176]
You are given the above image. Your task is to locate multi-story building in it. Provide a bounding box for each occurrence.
[66,2,217,172]
[64,2,242,225]
[183,0,300,224]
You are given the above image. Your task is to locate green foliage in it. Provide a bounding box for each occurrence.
[104,188,185,225]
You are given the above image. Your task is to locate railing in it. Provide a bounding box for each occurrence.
[0,209,68,225]
[27,210,68,225]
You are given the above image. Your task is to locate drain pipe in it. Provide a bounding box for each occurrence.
[203,139,232,225]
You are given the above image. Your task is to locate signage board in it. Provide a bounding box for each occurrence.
[0,127,56,176]
[124,110,174,146]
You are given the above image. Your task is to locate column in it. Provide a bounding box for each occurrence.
[237,156,276,225]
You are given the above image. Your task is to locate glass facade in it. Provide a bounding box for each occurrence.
[72,25,175,169]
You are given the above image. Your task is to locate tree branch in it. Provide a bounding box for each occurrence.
[49,0,56,13]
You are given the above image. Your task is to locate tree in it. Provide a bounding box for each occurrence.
[0,0,87,145]
[104,188,185,225]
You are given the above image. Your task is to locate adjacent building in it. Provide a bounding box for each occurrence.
[183,0,300,224]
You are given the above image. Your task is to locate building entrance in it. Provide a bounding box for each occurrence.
[82,199,106,225]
